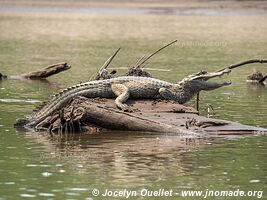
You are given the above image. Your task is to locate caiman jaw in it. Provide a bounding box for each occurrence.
[196,80,232,91]
[185,68,231,90]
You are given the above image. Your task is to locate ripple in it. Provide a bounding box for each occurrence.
[67,188,88,191]
[0,98,41,103]
[26,164,50,167]
[66,192,80,196]
[39,193,55,197]
[249,179,260,183]
[27,189,37,192]
[51,189,62,192]
[4,182,15,185]
[20,194,36,198]
[41,172,52,177]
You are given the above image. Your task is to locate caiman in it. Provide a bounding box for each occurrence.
[19,68,231,128]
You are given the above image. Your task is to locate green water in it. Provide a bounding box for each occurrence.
[0,10,267,199]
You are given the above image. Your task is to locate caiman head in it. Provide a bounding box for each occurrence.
[173,68,232,103]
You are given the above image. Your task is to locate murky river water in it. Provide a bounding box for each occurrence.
[0,5,267,199]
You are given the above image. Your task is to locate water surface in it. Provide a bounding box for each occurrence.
[0,8,267,199]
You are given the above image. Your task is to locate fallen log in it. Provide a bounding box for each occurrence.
[32,97,197,134]
[21,62,71,79]
[1,62,71,80]
[247,70,267,85]
[24,96,267,136]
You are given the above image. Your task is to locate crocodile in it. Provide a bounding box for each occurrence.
[20,68,231,128]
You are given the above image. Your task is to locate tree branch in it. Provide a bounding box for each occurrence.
[133,40,177,69]
[216,59,267,72]
[90,48,121,80]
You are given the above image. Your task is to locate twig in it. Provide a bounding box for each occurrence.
[133,55,146,68]
[89,48,121,80]
[100,48,121,71]
[133,40,177,69]
[196,93,199,113]
[259,75,267,83]
[216,59,267,72]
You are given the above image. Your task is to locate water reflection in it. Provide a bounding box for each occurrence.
[6,130,262,199]
[0,98,41,103]
[24,131,212,185]
[0,121,266,199]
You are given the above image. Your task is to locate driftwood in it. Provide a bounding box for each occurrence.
[247,70,267,85]
[1,62,71,80]
[33,97,198,134]
[21,62,71,79]
[0,73,7,80]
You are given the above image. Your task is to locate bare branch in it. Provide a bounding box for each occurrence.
[89,48,121,80]
[259,75,267,83]
[216,59,267,72]
[100,48,121,71]
[133,55,146,68]
[133,40,177,69]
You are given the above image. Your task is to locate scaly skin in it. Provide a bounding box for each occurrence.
[25,68,231,128]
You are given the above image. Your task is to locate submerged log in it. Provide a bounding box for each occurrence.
[247,70,267,85]
[0,73,8,80]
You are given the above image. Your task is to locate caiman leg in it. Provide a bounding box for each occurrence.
[111,84,130,111]
[159,88,177,100]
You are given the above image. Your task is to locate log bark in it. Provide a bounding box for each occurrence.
[81,102,183,133]
[35,97,197,134]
